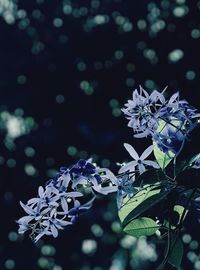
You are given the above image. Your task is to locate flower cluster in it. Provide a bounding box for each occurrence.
[17,87,200,244]
[122,87,200,154]
[122,86,166,138]
[17,159,118,242]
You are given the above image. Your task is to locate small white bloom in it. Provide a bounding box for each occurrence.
[119,143,159,174]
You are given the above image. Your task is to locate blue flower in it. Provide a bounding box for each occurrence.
[119,143,159,174]
[17,159,120,242]
[123,87,200,154]
[122,86,166,138]
[68,198,95,224]
[153,123,186,154]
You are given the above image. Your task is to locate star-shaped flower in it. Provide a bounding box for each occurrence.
[119,143,159,174]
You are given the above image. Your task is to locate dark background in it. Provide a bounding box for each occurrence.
[0,0,200,269]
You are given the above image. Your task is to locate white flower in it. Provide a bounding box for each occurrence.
[52,191,83,213]
[17,201,52,235]
[19,201,51,221]
[27,186,59,209]
[40,212,72,239]
[119,143,159,174]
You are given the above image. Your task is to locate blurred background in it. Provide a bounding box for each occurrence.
[0,0,200,269]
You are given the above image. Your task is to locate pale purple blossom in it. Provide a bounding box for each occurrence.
[122,86,166,138]
[17,159,120,242]
[119,143,159,174]
[122,87,200,154]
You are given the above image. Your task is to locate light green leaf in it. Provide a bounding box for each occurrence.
[118,184,160,223]
[118,184,173,227]
[174,205,188,224]
[123,217,159,237]
[153,141,175,170]
[168,238,184,269]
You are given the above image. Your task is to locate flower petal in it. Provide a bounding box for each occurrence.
[61,197,68,213]
[138,163,146,174]
[17,215,35,224]
[97,186,118,195]
[20,202,35,215]
[61,173,71,188]
[123,143,139,160]
[38,186,44,198]
[50,224,58,238]
[118,161,136,174]
[140,145,154,160]
[66,191,83,198]
[143,160,159,168]
[27,198,40,205]
[34,231,46,242]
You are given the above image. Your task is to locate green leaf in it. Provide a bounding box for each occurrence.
[168,238,184,269]
[153,141,175,170]
[118,185,160,223]
[119,184,172,227]
[174,205,188,224]
[123,217,159,237]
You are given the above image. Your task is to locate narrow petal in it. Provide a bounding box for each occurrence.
[51,224,58,238]
[66,191,83,198]
[34,231,46,242]
[134,130,149,138]
[140,145,154,160]
[17,215,35,224]
[168,92,179,104]
[20,202,35,215]
[61,197,68,213]
[41,207,51,215]
[143,160,159,168]
[123,143,139,160]
[74,200,81,208]
[98,186,118,195]
[138,163,146,174]
[38,186,44,198]
[57,220,72,226]
[118,161,136,174]
[61,173,71,188]
[45,186,53,198]
[48,201,59,207]
[18,224,29,234]
[139,85,149,98]
[27,198,40,205]
[50,208,57,217]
